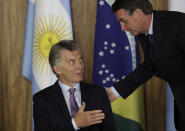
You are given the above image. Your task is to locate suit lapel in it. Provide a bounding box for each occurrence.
[80,82,91,112]
[80,82,99,131]
[80,82,88,105]
[51,81,71,119]
[153,11,165,53]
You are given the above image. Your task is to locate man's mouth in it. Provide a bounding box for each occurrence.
[75,72,83,76]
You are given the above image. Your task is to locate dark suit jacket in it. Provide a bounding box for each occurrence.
[33,81,116,131]
[114,10,185,130]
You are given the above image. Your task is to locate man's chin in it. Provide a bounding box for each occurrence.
[76,76,83,82]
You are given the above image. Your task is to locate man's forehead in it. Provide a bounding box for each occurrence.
[61,49,81,58]
[115,9,127,18]
[61,49,80,53]
[115,8,134,17]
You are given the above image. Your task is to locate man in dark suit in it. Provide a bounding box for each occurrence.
[33,40,116,131]
[105,0,185,130]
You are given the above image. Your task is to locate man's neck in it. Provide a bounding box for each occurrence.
[59,79,78,88]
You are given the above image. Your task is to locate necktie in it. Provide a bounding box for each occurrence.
[147,34,154,60]
[147,34,154,45]
[69,88,79,118]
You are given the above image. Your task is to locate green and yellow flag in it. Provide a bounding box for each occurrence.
[112,87,145,130]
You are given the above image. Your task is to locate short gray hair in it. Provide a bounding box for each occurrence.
[49,40,80,75]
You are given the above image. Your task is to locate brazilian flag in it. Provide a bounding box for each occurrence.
[93,0,145,130]
[111,87,145,131]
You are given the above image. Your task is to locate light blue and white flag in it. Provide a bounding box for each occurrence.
[22,0,73,129]
[167,1,185,131]
[22,0,73,95]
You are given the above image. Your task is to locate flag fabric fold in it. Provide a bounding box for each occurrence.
[93,0,145,130]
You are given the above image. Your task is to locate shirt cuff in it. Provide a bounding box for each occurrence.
[111,86,120,98]
[72,118,80,130]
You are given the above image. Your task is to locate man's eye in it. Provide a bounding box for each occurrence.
[120,21,126,24]
[120,19,127,24]
[69,60,75,64]
[79,58,83,62]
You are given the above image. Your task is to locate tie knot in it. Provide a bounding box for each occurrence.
[69,88,76,95]
[147,34,153,42]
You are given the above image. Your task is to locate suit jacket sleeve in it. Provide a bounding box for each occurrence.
[177,14,185,54]
[114,35,153,98]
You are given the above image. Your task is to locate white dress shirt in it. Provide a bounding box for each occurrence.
[148,13,153,35]
[58,80,81,130]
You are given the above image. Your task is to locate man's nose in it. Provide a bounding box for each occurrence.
[77,61,84,70]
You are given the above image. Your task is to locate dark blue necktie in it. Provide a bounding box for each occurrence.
[147,34,153,44]
[147,34,154,60]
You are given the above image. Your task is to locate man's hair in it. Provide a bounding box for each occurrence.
[49,40,80,75]
[112,0,153,15]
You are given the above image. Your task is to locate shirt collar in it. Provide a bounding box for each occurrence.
[58,80,80,94]
[148,13,153,35]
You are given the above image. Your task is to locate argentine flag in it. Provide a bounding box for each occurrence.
[22,0,73,95]
[22,0,73,129]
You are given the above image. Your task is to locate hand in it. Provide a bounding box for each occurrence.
[74,102,105,128]
[104,87,116,102]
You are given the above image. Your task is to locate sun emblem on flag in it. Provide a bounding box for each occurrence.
[33,15,72,74]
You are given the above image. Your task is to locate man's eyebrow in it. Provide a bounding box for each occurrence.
[118,18,125,22]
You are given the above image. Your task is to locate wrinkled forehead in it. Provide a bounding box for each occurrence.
[60,49,82,58]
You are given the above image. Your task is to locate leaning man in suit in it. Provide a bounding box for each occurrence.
[33,40,116,131]
[105,0,185,130]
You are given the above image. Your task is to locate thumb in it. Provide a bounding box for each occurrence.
[79,101,86,112]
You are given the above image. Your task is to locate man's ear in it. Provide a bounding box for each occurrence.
[53,65,61,75]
